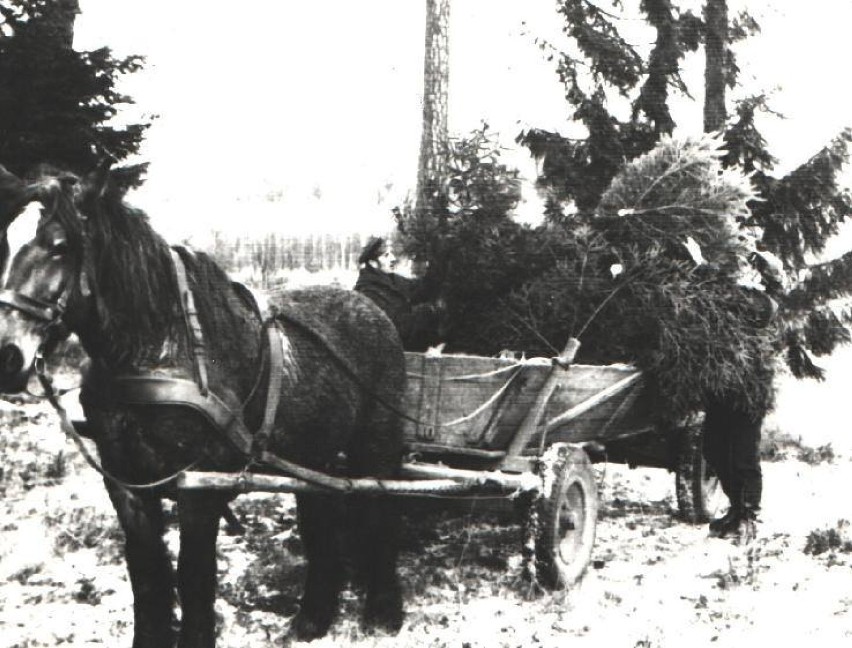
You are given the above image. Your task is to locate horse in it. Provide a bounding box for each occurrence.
[0,164,407,647]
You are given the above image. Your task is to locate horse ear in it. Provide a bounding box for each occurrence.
[85,158,114,200]
[109,163,148,196]
[84,162,147,202]
[0,164,36,228]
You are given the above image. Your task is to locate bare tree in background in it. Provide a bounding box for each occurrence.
[703,0,727,132]
[414,0,450,221]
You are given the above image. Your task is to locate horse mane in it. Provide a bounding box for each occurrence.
[73,172,180,363]
[173,246,264,382]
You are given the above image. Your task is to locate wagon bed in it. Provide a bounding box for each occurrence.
[401,350,652,465]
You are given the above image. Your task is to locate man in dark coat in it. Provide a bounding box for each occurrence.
[703,246,784,544]
[353,237,442,351]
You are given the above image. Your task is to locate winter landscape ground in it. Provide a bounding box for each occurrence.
[0,346,851,648]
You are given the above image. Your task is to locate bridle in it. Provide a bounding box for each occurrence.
[0,203,87,347]
[0,285,71,326]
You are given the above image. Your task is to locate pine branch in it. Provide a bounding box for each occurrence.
[754,128,852,267]
[786,250,852,313]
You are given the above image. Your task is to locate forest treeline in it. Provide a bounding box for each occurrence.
[206,230,377,288]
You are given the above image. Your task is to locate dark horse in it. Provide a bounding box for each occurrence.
[0,164,406,647]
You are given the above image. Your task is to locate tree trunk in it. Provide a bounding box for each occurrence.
[703,0,727,133]
[48,0,81,49]
[415,0,451,220]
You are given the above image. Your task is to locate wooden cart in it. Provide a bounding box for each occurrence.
[181,340,721,587]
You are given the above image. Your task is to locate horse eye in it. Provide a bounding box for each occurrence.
[49,239,69,256]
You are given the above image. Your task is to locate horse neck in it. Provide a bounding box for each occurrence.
[72,282,189,376]
[74,244,265,396]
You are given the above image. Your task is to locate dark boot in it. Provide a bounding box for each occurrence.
[708,506,741,537]
[732,506,758,546]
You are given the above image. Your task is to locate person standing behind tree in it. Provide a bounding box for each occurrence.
[698,234,785,544]
[353,236,443,351]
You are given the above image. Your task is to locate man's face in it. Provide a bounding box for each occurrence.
[377,247,397,272]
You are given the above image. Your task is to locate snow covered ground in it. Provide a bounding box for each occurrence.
[0,349,850,647]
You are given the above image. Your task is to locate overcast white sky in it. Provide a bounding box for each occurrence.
[74,1,852,244]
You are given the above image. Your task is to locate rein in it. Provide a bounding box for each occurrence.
[35,358,200,491]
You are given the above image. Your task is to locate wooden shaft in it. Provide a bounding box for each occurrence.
[178,462,541,496]
[178,471,463,494]
[400,462,540,491]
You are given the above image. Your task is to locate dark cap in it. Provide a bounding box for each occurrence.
[358,236,386,266]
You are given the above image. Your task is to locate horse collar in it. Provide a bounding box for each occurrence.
[108,249,284,458]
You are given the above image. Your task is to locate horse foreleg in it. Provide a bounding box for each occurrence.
[290,493,344,641]
[105,483,177,648]
[176,491,226,648]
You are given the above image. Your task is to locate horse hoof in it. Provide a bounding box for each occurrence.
[362,597,404,635]
[288,611,332,642]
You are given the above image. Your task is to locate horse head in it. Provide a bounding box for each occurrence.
[0,166,90,392]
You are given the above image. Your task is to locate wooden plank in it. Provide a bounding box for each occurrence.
[402,352,543,449]
[420,354,443,442]
[541,373,649,446]
[543,371,643,435]
[401,350,650,454]
[404,442,506,460]
[502,338,581,460]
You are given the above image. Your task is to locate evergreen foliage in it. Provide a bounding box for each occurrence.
[520,1,852,381]
[518,0,702,213]
[399,131,778,422]
[0,0,147,175]
[504,136,777,422]
[396,127,542,351]
[398,2,852,422]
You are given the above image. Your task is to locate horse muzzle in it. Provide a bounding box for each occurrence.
[0,315,45,394]
[0,342,29,393]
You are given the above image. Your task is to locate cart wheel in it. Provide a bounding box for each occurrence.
[535,443,598,589]
[675,425,725,523]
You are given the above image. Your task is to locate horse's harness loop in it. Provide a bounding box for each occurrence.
[33,347,46,377]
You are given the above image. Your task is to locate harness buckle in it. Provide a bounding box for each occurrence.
[34,348,46,378]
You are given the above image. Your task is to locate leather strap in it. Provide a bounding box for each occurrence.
[169,248,209,395]
[0,289,63,322]
[252,324,285,454]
